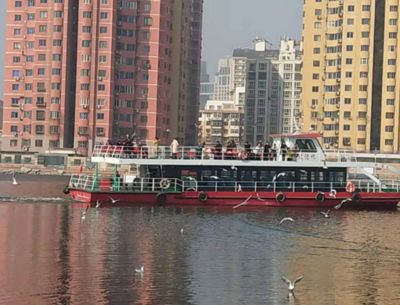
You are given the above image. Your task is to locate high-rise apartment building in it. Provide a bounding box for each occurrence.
[301,0,400,152]
[3,0,202,154]
[231,38,301,145]
[200,61,214,110]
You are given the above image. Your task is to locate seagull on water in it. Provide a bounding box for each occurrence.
[95,200,102,208]
[279,217,295,225]
[329,189,337,198]
[12,172,19,185]
[180,228,184,234]
[320,209,331,218]
[109,196,120,204]
[81,206,89,221]
[135,266,144,274]
[334,198,352,210]
[282,276,304,293]
[273,172,286,182]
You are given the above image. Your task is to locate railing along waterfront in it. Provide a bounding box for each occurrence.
[69,174,400,193]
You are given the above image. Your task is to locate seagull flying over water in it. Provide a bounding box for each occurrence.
[12,172,19,185]
[233,194,253,209]
[256,193,266,202]
[231,165,238,171]
[282,276,304,293]
[320,209,331,218]
[334,198,352,210]
[329,189,337,198]
[279,217,295,225]
[272,172,286,182]
[95,200,102,208]
[109,196,120,204]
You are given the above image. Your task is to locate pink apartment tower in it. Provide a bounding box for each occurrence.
[3,0,203,155]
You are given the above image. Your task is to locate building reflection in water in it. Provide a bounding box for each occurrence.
[0,204,399,305]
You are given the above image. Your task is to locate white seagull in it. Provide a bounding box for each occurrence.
[231,165,238,171]
[279,217,295,225]
[320,209,331,218]
[256,193,266,202]
[95,200,102,208]
[81,206,89,221]
[233,194,253,209]
[180,228,184,234]
[109,196,120,204]
[329,189,337,198]
[272,172,286,182]
[334,198,352,210]
[237,183,242,192]
[12,172,19,185]
[282,276,304,293]
[135,266,144,274]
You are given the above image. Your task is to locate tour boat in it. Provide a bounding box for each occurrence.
[65,132,400,209]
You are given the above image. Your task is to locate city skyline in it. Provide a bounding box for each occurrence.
[0,1,303,97]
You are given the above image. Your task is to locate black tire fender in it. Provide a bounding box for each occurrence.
[276,192,285,203]
[316,191,325,203]
[198,191,208,202]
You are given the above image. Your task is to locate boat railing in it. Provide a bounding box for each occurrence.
[68,174,183,193]
[92,144,324,162]
[69,174,400,194]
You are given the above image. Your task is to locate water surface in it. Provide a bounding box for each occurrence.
[0,176,399,305]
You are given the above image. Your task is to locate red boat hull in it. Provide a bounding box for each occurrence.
[69,189,400,209]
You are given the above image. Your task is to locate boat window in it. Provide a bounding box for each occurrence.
[220,168,237,180]
[297,169,309,181]
[328,171,345,182]
[295,139,317,152]
[310,171,325,182]
[239,169,257,181]
[260,170,276,181]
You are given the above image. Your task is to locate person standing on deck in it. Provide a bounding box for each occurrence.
[170,137,180,159]
[153,137,160,158]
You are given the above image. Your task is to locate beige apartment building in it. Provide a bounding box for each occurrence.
[198,100,244,146]
[301,0,400,152]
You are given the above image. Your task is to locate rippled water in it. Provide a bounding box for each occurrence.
[0,176,400,305]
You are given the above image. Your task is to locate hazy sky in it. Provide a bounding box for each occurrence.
[0,0,303,97]
[202,0,303,75]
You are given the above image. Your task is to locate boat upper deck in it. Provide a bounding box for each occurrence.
[90,144,374,169]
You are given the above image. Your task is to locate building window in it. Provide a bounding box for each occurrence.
[144,17,152,26]
[35,125,45,135]
[36,111,45,120]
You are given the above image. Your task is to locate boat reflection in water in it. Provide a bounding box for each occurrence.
[0,202,400,305]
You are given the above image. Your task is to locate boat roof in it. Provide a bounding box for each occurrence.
[269,132,321,139]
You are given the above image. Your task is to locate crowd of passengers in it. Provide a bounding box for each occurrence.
[102,134,303,161]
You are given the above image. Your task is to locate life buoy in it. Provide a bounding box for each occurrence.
[63,185,70,194]
[198,191,208,202]
[346,181,356,193]
[276,192,286,203]
[155,192,167,205]
[316,191,325,203]
[352,192,361,202]
[160,178,171,190]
